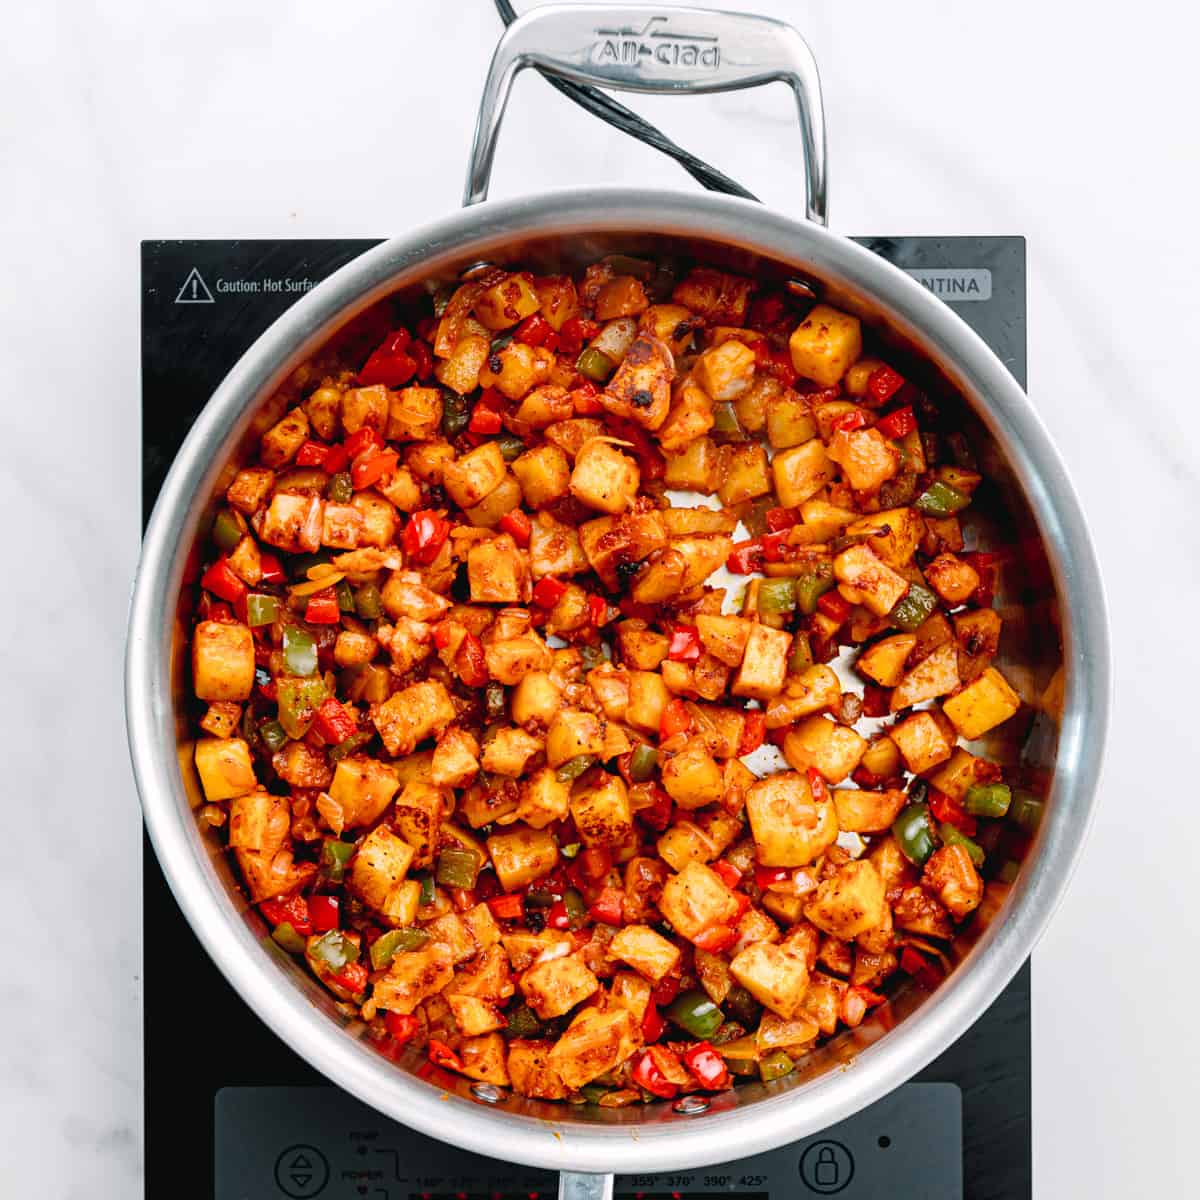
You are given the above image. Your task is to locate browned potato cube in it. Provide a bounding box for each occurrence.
[890,642,961,712]
[321,503,364,550]
[922,844,984,919]
[856,633,917,687]
[372,942,454,1015]
[827,427,901,492]
[657,377,715,453]
[391,779,446,869]
[371,680,456,757]
[478,341,550,401]
[672,268,754,324]
[328,755,400,829]
[788,304,862,388]
[658,861,739,941]
[804,860,887,939]
[435,334,490,395]
[663,435,720,492]
[351,825,417,923]
[194,737,257,801]
[520,954,599,1019]
[845,507,924,568]
[954,608,1003,683]
[782,715,867,783]
[545,709,605,768]
[609,924,682,982]
[600,335,674,431]
[924,552,981,605]
[548,1006,640,1090]
[729,942,810,1018]
[199,701,241,739]
[225,466,274,514]
[696,614,751,667]
[942,667,1021,739]
[475,272,541,330]
[732,623,791,700]
[578,510,668,589]
[387,386,443,441]
[569,439,640,514]
[192,619,255,701]
[764,664,841,729]
[766,389,817,449]
[772,439,836,507]
[889,711,955,773]
[626,670,670,734]
[507,1039,568,1099]
[694,339,756,401]
[571,774,633,848]
[339,384,388,436]
[350,492,396,548]
[487,827,559,892]
[832,788,908,834]
[833,544,910,617]
[430,728,480,790]
[444,442,506,509]
[661,744,724,810]
[512,444,571,509]
[260,492,323,554]
[515,767,571,829]
[616,621,670,670]
[717,443,771,505]
[745,772,838,867]
[926,747,997,800]
[480,727,542,779]
[458,1032,510,1085]
[528,513,587,579]
[467,533,530,603]
[259,407,309,468]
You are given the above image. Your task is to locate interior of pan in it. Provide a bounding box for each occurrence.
[143,199,1089,1167]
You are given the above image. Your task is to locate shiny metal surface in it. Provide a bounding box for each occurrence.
[126,190,1110,1175]
[465,4,827,224]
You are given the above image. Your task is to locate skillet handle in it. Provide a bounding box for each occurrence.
[464,3,827,224]
[559,1172,614,1200]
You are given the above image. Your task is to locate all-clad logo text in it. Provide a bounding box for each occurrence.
[592,16,721,70]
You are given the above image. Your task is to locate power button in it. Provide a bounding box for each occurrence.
[798,1139,855,1194]
[274,1144,330,1197]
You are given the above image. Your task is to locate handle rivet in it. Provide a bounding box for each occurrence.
[671,1095,710,1115]
[470,1082,506,1104]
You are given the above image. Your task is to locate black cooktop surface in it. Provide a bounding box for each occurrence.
[141,236,1029,1200]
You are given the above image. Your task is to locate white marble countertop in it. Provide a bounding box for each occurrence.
[3,0,1197,1194]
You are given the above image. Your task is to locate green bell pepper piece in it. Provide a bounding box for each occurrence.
[257,718,288,754]
[443,392,471,438]
[275,675,327,739]
[562,888,587,929]
[328,471,354,504]
[1009,790,1044,833]
[890,582,938,632]
[506,1004,544,1038]
[758,1049,794,1083]
[916,480,971,518]
[628,744,658,783]
[417,875,436,905]
[757,577,796,616]
[320,838,356,882]
[495,433,525,462]
[353,582,384,620]
[794,571,835,615]
[560,842,582,859]
[964,782,1012,818]
[724,1053,760,1078]
[369,927,430,970]
[893,802,937,867]
[939,821,985,867]
[288,550,333,581]
[271,921,306,955]
[328,728,374,763]
[436,846,482,890]
[485,682,507,722]
[789,631,814,674]
[665,989,724,1039]
[336,579,356,613]
[282,627,318,676]
[309,929,359,971]
[212,509,244,553]
[710,401,746,441]
[555,755,597,784]
[245,594,281,627]
[576,347,615,382]
[579,1084,611,1105]
[723,984,762,1027]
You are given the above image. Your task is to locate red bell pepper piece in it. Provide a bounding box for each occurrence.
[498,508,531,547]
[667,625,702,662]
[875,404,916,440]
[861,684,890,718]
[401,510,451,565]
[929,788,977,836]
[261,894,312,936]
[587,594,609,627]
[816,590,851,624]
[532,576,567,609]
[641,1005,667,1043]
[427,1039,464,1072]
[351,447,399,491]
[201,558,248,604]
[546,900,571,930]
[322,442,350,474]
[468,405,503,434]
[296,439,332,467]
[331,961,368,993]
[514,313,553,347]
[343,427,383,460]
[831,409,868,433]
[650,976,681,1008]
[659,698,692,741]
[456,631,489,688]
[199,595,233,623]
[314,696,357,744]
[806,768,829,805]
[570,380,604,415]
[765,347,798,388]
[710,860,742,890]
[618,596,655,621]
[764,506,798,532]
[754,866,792,890]
[683,1041,731,1090]
[587,887,624,926]
[359,328,417,388]
[304,591,341,625]
[637,785,673,831]
[487,893,524,921]
[579,848,613,881]
[408,339,434,380]
[432,621,454,651]
[737,711,766,756]
[693,924,737,953]
[632,1051,678,1099]
[900,946,943,990]
[384,1012,420,1044]
[257,553,285,585]
[557,316,599,356]
[308,894,340,933]
[866,365,905,406]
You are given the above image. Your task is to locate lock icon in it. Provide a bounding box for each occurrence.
[814,1147,840,1186]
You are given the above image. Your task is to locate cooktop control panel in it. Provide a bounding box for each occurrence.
[216,1081,959,1199]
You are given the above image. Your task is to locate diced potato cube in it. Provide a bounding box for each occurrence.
[626,670,670,735]
[192,619,255,701]
[372,680,456,757]
[845,507,923,569]
[467,533,530,604]
[832,788,908,834]
[695,614,750,667]
[805,860,887,939]
[430,727,479,791]
[954,608,1003,683]
[444,442,506,510]
[729,942,810,1018]
[478,340,549,401]
[194,737,257,801]
[827,427,901,492]
[578,510,668,589]
[657,377,715,453]
[226,466,275,514]
[657,821,718,872]
[340,384,388,436]
[515,767,570,830]
[435,333,490,395]
[320,502,363,550]
[487,827,559,891]
[507,1039,568,1099]
[922,844,984,919]
[694,340,756,402]
[372,942,454,1015]
[351,825,418,923]
[475,272,540,330]
[732,623,791,700]
[609,924,681,982]
[889,711,955,773]
[833,544,910,617]
[512,444,571,509]
[548,1006,640,1091]
[391,779,445,868]
[658,861,739,941]
[766,389,817,449]
[672,268,754,324]
[764,664,841,729]
[890,642,961,712]
[600,335,674,431]
[782,715,867,783]
[259,407,309,468]
[595,275,649,320]
[942,667,1022,739]
[924,553,981,606]
[745,771,838,867]
[772,439,836,508]
[199,701,241,739]
[856,633,917,687]
[260,492,323,553]
[663,435,720,492]
[788,304,862,388]
[228,788,285,853]
[328,755,400,829]
[348,492,395,548]
[717,443,771,506]
[520,954,599,1019]
[387,386,443,441]
[926,747,998,800]
[458,1032,511,1085]
[481,727,542,778]
[567,439,638,515]
[545,709,605,768]
[661,745,724,809]
[571,774,633,848]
